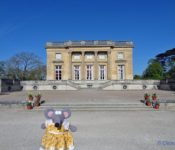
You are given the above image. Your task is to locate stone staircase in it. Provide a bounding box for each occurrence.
[0,100,175,111]
[37,102,175,111]
[38,103,152,111]
[67,80,110,89]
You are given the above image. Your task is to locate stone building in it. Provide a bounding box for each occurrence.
[46,40,133,81]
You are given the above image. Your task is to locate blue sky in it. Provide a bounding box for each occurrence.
[0,0,175,75]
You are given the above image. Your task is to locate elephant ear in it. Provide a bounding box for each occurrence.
[44,108,55,119]
[62,108,71,119]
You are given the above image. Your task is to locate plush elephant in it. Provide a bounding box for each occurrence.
[39,108,77,150]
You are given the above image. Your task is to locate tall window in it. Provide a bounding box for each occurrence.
[86,65,93,80]
[74,65,80,80]
[55,65,62,80]
[99,65,106,80]
[118,65,125,80]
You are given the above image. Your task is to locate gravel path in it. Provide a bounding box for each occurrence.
[0,109,175,150]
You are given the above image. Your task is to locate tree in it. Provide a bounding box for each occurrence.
[5,52,45,80]
[134,74,142,79]
[156,48,175,78]
[28,64,46,80]
[0,61,5,78]
[142,59,164,80]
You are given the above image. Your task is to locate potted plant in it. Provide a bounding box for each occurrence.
[28,93,33,101]
[152,93,157,101]
[34,93,41,107]
[26,101,33,110]
[146,98,152,106]
[153,100,160,109]
[144,93,150,100]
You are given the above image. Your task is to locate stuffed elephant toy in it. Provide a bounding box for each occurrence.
[39,108,77,150]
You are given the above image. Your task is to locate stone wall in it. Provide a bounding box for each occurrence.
[103,80,160,90]
[2,79,173,92]
[21,80,77,91]
[0,79,22,92]
[21,80,160,91]
[159,79,175,90]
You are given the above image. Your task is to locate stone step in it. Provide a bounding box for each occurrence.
[41,103,146,107]
[34,103,175,111]
[38,106,153,111]
[0,102,175,111]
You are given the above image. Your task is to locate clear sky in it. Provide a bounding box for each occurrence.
[0,0,175,75]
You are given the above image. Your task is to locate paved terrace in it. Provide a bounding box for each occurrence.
[0,109,175,150]
[0,90,175,150]
[0,89,174,104]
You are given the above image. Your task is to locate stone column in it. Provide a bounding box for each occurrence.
[94,51,98,80]
[81,51,85,80]
[107,50,111,80]
[68,51,72,80]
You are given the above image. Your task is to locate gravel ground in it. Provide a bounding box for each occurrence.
[0,109,175,150]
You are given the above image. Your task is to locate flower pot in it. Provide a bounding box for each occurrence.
[146,101,151,106]
[28,96,33,101]
[144,96,149,100]
[27,105,33,110]
[152,96,157,101]
[154,105,160,109]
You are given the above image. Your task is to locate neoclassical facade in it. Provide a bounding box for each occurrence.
[46,40,133,81]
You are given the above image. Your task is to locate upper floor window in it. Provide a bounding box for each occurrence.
[98,54,106,59]
[86,53,94,59]
[56,53,62,60]
[117,52,124,60]
[73,54,80,59]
